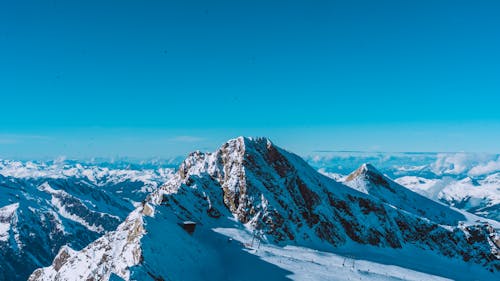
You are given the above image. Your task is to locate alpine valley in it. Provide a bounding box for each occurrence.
[1,137,498,281]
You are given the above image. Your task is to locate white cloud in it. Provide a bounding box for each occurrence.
[468,157,500,176]
[431,153,471,175]
[431,152,499,176]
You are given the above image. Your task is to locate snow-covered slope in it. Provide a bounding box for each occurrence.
[0,203,19,243]
[31,137,500,281]
[396,174,500,221]
[36,205,474,281]
[29,208,145,281]
[0,161,173,281]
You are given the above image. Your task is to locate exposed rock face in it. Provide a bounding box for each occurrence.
[51,246,75,271]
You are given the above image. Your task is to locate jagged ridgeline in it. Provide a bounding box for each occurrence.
[27,137,499,281]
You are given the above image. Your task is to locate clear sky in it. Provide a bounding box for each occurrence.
[1,0,500,159]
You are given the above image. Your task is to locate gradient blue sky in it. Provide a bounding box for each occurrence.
[1,0,500,159]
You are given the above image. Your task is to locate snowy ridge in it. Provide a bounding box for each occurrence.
[38,182,120,233]
[29,208,146,281]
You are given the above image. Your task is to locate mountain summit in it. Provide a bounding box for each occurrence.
[345,163,466,225]
[30,137,500,281]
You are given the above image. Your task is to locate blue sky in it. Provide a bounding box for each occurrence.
[1,0,500,159]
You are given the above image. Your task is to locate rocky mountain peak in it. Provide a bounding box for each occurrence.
[345,163,467,226]
[345,163,389,187]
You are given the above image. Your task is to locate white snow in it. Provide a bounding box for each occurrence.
[38,182,119,233]
[317,168,346,182]
[50,196,105,233]
[0,203,19,242]
[29,209,145,281]
[395,174,500,220]
[214,227,452,281]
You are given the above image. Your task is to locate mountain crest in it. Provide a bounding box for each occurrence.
[346,163,388,185]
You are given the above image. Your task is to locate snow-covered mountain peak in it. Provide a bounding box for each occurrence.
[346,163,386,182]
[344,163,392,195]
[359,163,379,173]
[345,163,467,226]
[232,135,274,147]
[162,135,323,227]
[174,136,290,196]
